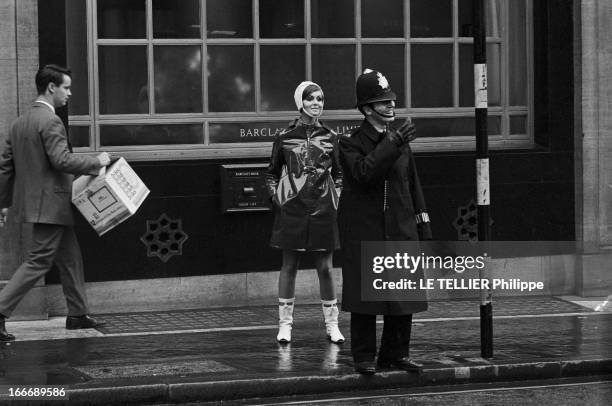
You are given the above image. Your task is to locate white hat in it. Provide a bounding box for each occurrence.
[293,81,322,111]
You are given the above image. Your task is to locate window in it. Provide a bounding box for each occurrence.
[67,0,531,159]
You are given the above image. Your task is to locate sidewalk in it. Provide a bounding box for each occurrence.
[1,296,611,405]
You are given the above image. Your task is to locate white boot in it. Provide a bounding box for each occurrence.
[277,298,294,343]
[322,299,345,344]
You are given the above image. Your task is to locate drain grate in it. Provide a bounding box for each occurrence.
[75,359,235,379]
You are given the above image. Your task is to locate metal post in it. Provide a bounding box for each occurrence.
[474,0,493,358]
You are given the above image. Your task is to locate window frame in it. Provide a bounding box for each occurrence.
[70,0,533,161]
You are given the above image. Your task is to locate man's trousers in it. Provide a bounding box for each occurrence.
[0,223,89,318]
[350,312,413,362]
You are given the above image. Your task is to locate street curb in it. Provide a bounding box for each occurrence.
[66,358,612,405]
[67,384,168,405]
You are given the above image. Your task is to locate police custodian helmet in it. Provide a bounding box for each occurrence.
[355,68,397,107]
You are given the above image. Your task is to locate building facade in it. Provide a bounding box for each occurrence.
[0,0,609,318]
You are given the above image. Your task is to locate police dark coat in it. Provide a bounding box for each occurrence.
[265,119,342,251]
[338,119,431,315]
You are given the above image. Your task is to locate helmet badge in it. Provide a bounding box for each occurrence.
[376,72,389,90]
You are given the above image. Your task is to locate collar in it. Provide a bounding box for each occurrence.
[297,117,322,128]
[360,119,385,143]
[35,99,55,113]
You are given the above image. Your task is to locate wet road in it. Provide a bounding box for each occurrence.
[235,378,612,406]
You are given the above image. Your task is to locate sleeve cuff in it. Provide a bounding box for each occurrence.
[415,212,430,224]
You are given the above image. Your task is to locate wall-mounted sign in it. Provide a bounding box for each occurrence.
[209,120,363,144]
[210,122,287,143]
[219,163,271,213]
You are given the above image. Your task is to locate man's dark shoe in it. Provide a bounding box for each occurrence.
[354,360,377,375]
[377,357,423,372]
[66,315,104,330]
[1,317,15,341]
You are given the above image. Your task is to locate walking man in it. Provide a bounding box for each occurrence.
[0,64,112,341]
[337,69,432,374]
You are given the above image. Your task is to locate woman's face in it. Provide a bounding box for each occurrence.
[302,90,324,117]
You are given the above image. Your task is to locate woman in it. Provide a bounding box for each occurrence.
[265,81,344,344]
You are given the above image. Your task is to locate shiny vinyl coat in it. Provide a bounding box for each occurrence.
[338,120,431,315]
[265,119,342,251]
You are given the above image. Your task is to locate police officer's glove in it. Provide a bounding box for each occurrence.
[387,120,416,147]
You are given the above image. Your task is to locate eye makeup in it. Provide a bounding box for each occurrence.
[305,95,324,102]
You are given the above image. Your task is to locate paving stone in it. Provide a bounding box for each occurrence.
[93,297,592,335]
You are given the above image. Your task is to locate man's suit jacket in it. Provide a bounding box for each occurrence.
[0,102,103,225]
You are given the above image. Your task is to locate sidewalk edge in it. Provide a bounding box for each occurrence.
[66,358,612,405]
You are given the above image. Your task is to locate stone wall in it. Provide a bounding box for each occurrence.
[579,0,612,295]
[0,0,42,319]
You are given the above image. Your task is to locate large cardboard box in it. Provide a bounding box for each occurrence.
[72,158,150,236]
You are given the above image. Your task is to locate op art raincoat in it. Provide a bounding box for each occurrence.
[265,119,342,251]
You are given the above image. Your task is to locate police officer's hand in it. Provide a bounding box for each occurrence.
[0,208,8,228]
[388,119,416,146]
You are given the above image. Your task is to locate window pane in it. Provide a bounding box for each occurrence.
[411,0,452,37]
[100,124,203,146]
[260,46,305,111]
[260,0,304,38]
[459,43,501,107]
[99,46,148,114]
[362,0,403,38]
[97,0,145,39]
[154,46,202,113]
[311,0,354,38]
[458,0,502,37]
[209,122,286,143]
[510,115,527,134]
[487,43,501,107]
[312,45,355,110]
[411,45,453,107]
[153,0,200,38]
[362,45,405,107]
[414,116,501,138]
[66,0,89,115]
[509,0,527,105]
[207,0,253,38]
[208,46,254,112]
[68,126,90,148]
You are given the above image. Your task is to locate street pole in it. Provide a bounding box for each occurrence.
[474,0,493,358]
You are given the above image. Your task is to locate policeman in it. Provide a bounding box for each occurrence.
[337,69,431,375]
